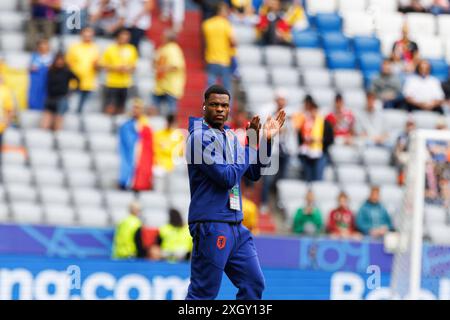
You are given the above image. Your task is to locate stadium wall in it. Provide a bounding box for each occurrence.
[0,224,449,300]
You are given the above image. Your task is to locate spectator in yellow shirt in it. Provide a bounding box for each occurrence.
[100,29,138,115]
[154,114,185,173]
[0,74,15,182]
[152,29,186,116]
[202,2,236,92]
[66,27,100,114]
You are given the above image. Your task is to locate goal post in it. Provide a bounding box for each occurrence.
[390,129,450,300]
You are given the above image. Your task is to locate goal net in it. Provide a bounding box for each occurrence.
[390,129,450,300]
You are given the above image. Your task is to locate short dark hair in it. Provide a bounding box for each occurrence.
[366,90,376,98]
[169,208,183,227]
[166,114,176,125]
[116,28,130,37]
[335,93,343,102]
[204,84,230,101]
[304,94,318,109]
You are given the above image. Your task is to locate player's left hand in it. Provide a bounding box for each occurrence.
[263,110,286,140]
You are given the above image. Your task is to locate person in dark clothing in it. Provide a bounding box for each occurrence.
[297,95,334,182]
[193,0,223,20]
[443,77,450,101]
[40,53,78,131]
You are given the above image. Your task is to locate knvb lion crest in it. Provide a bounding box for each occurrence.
[216,235,226,250]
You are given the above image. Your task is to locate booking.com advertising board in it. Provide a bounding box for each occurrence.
[0,224,449,300]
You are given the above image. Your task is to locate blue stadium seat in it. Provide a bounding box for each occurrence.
[353,36,381,56]
[327,51,356,69]
[316,13,342,33]
[359,52,383,75]
[428,58,449,82]
[322,32,350,52]
[293,30,321,48]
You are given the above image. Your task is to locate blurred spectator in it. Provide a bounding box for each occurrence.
[118,98,154,191]
[292,190,323,236]
[370,59,403,109]
[100,29,138,115]
[41,53,78,131]
[26,0,59,51]
[122,0,153,51]
[355,91,389,148]
[325,93,355,146]
[112,201,146,259]
[28,38,53,111]
[152,30,186,116]
[153,114,185,192]
[261,88,295,212]
[393,118,416,185]
[399,0,428,13]
[89,0,125,37]
[356,186,394,238]
[425,118,450,205]
[429,0,450,14]
[0,75,15,182]
[228,0,259,25]
[403,60,445,114]
[66,27,100,113]
[152,209,192,262]
[242,190,259,234]
[283,0,308,32]
[391,24,419,74]
[256,0,292,46]
[229,109,249,146]
[60,0,90,35]
[161,0,185,32]
[297,95,334,182]
[202,2,235,93]
[327,192,361,240]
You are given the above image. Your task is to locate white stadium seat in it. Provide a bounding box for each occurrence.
[343,12,375,37]
[415,36,444,59]
[338,0,367,13]
[306,0,337,14]
[375,13,404,38]
[406,13,436,37]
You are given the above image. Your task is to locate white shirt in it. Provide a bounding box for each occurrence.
[403,74,445,104]
[122,0,151,30]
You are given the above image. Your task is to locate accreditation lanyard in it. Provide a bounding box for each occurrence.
[202,119,241,211]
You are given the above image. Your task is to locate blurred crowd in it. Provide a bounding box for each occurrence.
[2,0,450,255]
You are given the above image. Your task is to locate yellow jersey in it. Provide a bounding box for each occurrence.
[101,43,138,88]
[154,42,186,99]
[66,41,100,91]
[0,84,14,134]
[154,127,185,172]
[202,16,234,66]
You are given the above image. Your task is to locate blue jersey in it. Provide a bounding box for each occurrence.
[186,117,271,224]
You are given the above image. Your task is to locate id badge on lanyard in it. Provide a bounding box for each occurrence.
[229,184,241,211]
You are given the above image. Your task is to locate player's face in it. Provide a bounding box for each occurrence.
[204,93,230,129]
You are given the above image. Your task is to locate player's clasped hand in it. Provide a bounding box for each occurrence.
[246,110,286,148]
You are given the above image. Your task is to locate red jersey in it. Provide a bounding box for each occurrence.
[325,109,355,137]
[327,207,356,234]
